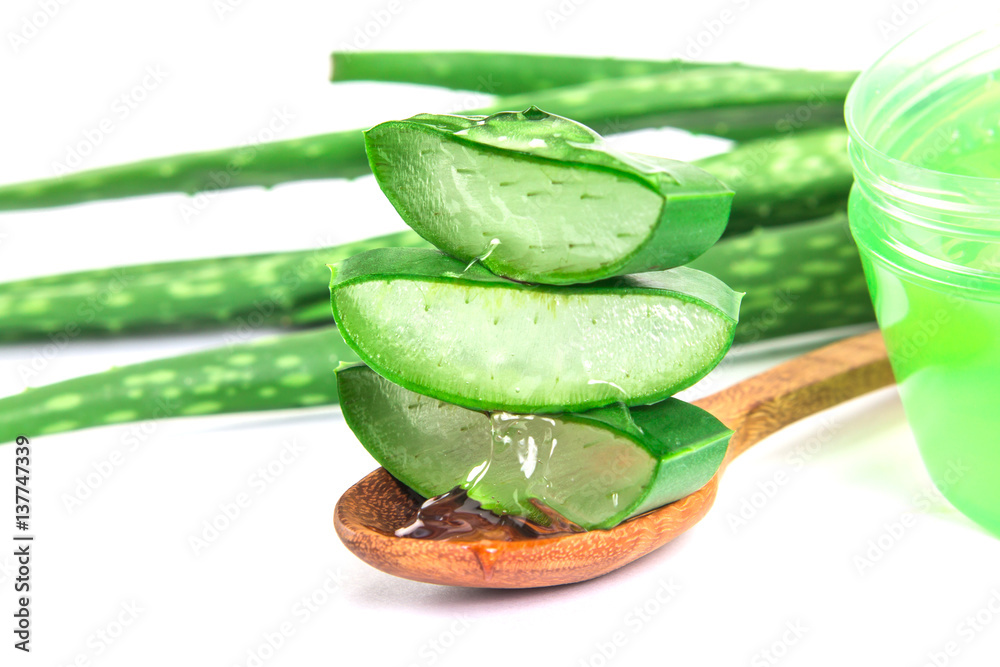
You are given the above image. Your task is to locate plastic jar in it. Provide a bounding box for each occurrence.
[847,23,1000,536]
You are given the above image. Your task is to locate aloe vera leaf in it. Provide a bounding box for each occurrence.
[699,127,852,235]
[478,66,855,140]
[310,215,872,346]
[330,51,758,93]
[330,247,741,413]
[0,231,427,342]
[338,363,731,530]
[0,129,852,343]
[688,213,873,343]
[0,209,862,344]
[309,215,871,346]
[0,68,853,212]
[0,329,355,445]
[0,131,371,212]
[0,209,863,345]
[0,217,872,441]
[366,108,733,284]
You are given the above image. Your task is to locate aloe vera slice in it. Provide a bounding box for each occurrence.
[338,363,731,530]
[365,108,733,285]
[329,247,741,413]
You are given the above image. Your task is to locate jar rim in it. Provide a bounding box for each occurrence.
[845,21,1000,191]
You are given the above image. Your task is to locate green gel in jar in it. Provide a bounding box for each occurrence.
[847,23,1000,536]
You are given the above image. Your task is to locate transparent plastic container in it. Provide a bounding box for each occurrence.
[847,23,1000,535]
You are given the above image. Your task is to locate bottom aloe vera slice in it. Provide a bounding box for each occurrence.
[330,247,742,413]
[338,364,731,530]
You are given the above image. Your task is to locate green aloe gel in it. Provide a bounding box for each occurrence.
[848,23,1000,535]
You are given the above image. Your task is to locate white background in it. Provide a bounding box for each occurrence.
[2,1,1000,665]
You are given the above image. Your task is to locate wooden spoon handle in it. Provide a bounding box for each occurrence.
[694,330,894,467]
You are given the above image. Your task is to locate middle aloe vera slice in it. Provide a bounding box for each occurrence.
[330,247,741,413]
[338,364,732,530]
[365,107,734,285]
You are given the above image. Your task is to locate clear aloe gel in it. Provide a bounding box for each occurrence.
[847,23,1000,535]
[336,364,732,531]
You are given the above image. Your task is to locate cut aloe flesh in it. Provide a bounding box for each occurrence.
[330,247,741,413]
[338,364,731,530]
[365,108,733,285]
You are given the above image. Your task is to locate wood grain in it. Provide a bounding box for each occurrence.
[334,330,893,588]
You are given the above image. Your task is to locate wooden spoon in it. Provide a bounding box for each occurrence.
[335,330,893,588]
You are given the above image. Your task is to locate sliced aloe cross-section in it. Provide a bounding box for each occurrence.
[365,107,733,285]
[330,247,741,413]
[338,364,732,530]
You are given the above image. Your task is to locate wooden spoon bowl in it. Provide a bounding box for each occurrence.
[335,331,893,588]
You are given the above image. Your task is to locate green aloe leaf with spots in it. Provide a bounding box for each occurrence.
[0,231,429,342]
[0,67,854,212]
[0,128,853,342]
[0,213,874,443]
[329,51,772,93]
[0,329,354,444]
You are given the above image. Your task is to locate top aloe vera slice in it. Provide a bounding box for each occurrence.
[366,108,733,284]
[330,247,741,413]
[338,363,731,530]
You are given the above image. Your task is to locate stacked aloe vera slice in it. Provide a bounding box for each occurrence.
[332,108,742,531]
